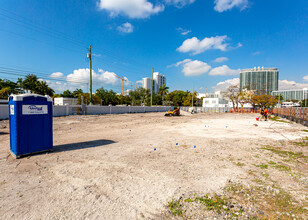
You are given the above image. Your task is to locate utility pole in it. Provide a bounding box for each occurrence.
[151,67,154,106]
[192,81,194,107]
[87,45,92,105]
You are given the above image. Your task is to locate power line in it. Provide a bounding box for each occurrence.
[0,69,127,91]
[0,66,88,84]
[0,7,150,74]
[0,9,87,47]
[0,28,148,78]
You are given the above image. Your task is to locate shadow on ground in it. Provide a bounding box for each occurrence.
[54,139,116,153]
[0,132,9,135]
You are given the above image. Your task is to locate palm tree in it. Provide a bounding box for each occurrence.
[159,84,169,101]
[22,74,39,93]
[36,81,55,96]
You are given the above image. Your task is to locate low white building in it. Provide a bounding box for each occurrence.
[54,97,78,105]
[197,93,207,99]
[202,91,228,107]
[281,102,300,108]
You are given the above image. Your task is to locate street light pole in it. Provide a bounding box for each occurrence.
[87,45,92,105]
[151,68,154,106]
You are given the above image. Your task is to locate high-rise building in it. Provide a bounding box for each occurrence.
[142,77,152,91]
[272,88,308,101]
[142,73,166,93]
[240,67,279,94]
[153,72,166,93]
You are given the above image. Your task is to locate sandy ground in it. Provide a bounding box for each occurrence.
[0,112,307,219]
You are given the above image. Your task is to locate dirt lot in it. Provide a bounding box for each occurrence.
[0,112,307,219]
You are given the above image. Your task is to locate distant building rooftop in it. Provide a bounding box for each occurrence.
[241,67,278,72]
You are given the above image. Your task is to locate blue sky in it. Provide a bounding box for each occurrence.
[0,0,307,93]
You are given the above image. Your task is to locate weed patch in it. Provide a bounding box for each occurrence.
[167,199,183,217]
[261,146,303,160]
[269,116,293,124]
[235,162,245,167]
[272,164,291,172]
[256,164,268,169]
[294,137,308,147]
[224,182,307,219]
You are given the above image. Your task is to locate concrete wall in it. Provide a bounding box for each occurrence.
[53,105,67,116]
[0,105,172,120]
[0,105,9,120]
[181,107,231,113]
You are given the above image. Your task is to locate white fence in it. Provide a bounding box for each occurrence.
[181,106,232,113]
[0,105,172,120]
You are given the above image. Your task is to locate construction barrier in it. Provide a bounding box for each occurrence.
[273,108,308,126]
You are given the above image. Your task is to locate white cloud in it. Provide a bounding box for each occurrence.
[214,57,229,63]
[214,0,249,12]
[176,27,192,35]
[209,65,240,76]
[92,53,102,57]
[67,68,93,84]
[97,0,164,18]
[167,59,192,68]
[177,35,240,55]
[213,78,239,91]
[233,42,243,49]
[181,60,211,76]
[66,68,129,86]
[303,76,308,81]
[252,51,261,56]
[279,80,308,90]
[165,0,195,8]
[97,69,123,85]
[117,22,134,33]
[169,60,240,77]
[47,81,86,94]
[50,72,64,78]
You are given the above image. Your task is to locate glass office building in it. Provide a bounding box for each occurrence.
[272,89,308,101]
[240,67,279,94]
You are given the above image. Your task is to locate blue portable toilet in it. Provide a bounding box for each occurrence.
[9,94,53,158]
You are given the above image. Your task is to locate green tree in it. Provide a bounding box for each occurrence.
[182,91,197,106]
[96,87,119,105]
[165,90,189,106]
[130,87,151,106]
[254,94,278,108]
[61,90,74,98]
[0,87,13,99]
[159,84,169,101]
[72,89,83,98]
[22,74,39,93]
[77,93,101,105]
[0,79,21,98]
[117,95,132,105]
[36,81,55,96]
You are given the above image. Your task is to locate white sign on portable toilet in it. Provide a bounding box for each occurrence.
[22,105,48,115]
[10,105,14,115]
